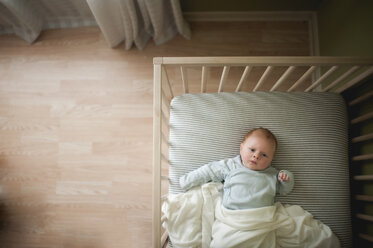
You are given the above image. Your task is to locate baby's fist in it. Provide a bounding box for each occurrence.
[278,171,290,182]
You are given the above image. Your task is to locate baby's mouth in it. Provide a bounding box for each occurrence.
[250,160,257,165]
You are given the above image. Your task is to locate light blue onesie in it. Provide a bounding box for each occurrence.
[179,155,294,210]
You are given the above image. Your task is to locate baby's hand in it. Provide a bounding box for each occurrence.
[278,171,290,182]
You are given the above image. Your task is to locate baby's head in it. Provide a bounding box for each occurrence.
[240,128,277,171]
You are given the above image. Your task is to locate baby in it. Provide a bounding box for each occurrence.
[179,128,294,210]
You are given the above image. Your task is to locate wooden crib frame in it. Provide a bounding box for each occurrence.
[152,56,373,248]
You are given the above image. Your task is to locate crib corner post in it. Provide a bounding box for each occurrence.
[153,62,162,248]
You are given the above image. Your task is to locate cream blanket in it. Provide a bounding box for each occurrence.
[162,183,340,248]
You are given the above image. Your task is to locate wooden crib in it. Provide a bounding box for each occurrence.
[152,56,373,248]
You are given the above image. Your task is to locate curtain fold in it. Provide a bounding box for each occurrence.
[0,0,43,43]
[0,0,191,50]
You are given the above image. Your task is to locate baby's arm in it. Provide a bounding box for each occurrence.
[277,170,294,195]
[179,158,230,191]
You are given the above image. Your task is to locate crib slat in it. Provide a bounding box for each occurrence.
[349,90,373,106]
[161,88,170,108]
[351,112,373,125]
[180,66,189,93]
[354,174,373,181]
[161,214,166,223]
[235,66,252,92]
[270,66,296,91]
[218,66,230,92]
[201,66,208,93]
[287,66,317,92]
[161,132,168,145]
[305,66,338,92]
[352,154,373,162]
[357,213,373,222]
[322,66,360,92]
[162,66,174,99]
[161,230,169,247]
[356,195,373,202]
[254,66,273,92]
[335,66,373,93]
[359,233,373,243]
[161,109,169,129]
[161,154,169,164]
[161,111,169,129]
[352,133,373,143]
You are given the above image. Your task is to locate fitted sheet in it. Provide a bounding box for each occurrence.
[168,92,351,247]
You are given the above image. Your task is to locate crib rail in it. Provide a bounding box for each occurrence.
[153,56,373,248]
[344,79,373,247]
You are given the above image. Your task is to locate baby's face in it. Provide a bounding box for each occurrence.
[240,131,276,171]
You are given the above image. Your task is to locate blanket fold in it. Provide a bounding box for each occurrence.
[162,183,340,248]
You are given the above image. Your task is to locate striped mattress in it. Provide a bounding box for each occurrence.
[168,92,351,247]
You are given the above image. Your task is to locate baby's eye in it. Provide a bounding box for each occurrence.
[262,153,268,158]
[250,148,255,152]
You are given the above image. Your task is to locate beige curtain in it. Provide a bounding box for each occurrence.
[0,0,191,50]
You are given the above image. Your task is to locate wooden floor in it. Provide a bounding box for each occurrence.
[0,21,309,248]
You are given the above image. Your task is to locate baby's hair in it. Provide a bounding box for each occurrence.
[242,127,278,150]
